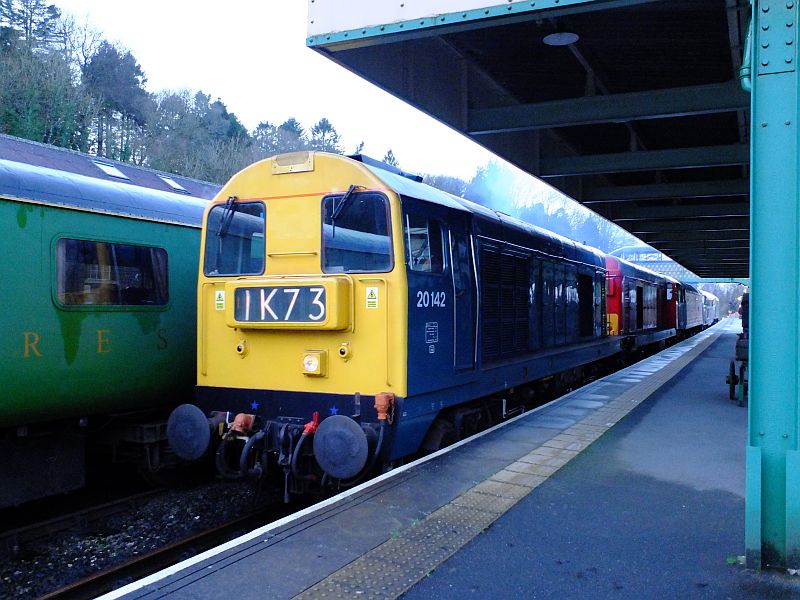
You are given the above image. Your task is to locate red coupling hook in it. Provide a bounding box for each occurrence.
[304,411,320,435]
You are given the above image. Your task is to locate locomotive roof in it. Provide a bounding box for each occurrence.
[359,158,606,267]
[0,158,209,227]
[607,254,670,283]
[0,134,221,199]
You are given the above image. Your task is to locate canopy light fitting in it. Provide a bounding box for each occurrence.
[543,32,579,46]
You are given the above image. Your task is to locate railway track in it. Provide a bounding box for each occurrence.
[0,490,163,556]
[0,478,309,599]
[39,505,292,600]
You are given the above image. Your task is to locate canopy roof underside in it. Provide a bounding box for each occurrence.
[309,0,750,278]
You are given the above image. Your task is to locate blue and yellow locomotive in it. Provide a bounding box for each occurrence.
[169,152,631,498]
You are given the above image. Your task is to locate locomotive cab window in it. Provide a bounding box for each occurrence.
[322,191,392,273]
[204,201,265,276]
[56,239,168,306]
[404,215,444,273]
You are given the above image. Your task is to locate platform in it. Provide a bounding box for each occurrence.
[104,320,798,599]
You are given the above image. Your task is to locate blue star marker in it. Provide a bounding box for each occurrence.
[329,405,339,415]
[250,400,260,411]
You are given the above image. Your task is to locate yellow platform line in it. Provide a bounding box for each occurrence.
[293,326,725,599]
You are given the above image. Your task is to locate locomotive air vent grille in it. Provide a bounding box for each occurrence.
[480,246,531,363]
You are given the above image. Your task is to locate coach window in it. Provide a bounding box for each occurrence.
[322,191,392,273]
[404,214,444,273]
[56,239,168,306]
[204,201,265,276]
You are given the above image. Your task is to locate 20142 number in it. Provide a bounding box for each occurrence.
[416,291,446,308]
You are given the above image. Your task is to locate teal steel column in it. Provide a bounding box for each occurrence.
[747,0,800,569]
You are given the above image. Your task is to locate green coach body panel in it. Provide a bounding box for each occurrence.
[0,177,204,428]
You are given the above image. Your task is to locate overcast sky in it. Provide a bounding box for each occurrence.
[53,0,501,180]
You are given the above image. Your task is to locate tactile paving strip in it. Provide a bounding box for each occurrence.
[293,327,724,599]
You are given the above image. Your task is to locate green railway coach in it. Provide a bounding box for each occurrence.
[0,153,211,507]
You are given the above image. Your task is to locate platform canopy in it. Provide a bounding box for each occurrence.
[308,0,750,278]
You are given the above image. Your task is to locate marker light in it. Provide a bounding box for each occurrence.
[303,354,320,373]
[302,350,327,376]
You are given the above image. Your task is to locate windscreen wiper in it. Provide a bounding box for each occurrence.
[217,196,238,238]
[332,185,357,221]
[331,185,360,238]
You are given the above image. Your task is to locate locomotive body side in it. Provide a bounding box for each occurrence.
[397,196,611,458]
[678,283,705,333]
[605,256,668,336]
[700,290,720,326]
[664,278,680,330]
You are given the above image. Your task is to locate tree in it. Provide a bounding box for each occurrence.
[352,140,364,155]
[279,117,303,138]
[51,13,101,72]
[383,148,399,167]
[0,0,61,50]
[0,24,96,148]
[276,118,306,152]
[465,161,513,212]
[253,120,282,157]
[201,98,248,142]
[308,117,342,153]
[423,173,468,197]
[82,40,152,157]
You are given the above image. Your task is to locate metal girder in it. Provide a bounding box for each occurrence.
[666,250,748,260]
[681,278,751,284]
[468,82,749,134]
[307,0,672,51]
[604,203,749,222]
[638,230,749,243]
[654,240,750,250]
[747,0,800,571]
[583,179,749,203]
[628,216,750,233]
[665,245,749,253]
[539,144,749,177]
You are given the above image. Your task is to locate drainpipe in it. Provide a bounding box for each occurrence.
[740,11,753,93]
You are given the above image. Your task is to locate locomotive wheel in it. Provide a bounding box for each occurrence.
[728,361,736,400]
[421,418,458,453]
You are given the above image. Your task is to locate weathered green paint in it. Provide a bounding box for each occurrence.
[16,203,32,228]
[747,0,800,569]
[56,310,86,365]
[787,451,800,566]
[0,198,200,428]
[746,445,762,567]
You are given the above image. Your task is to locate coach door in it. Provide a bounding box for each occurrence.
[449,215,476,371]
